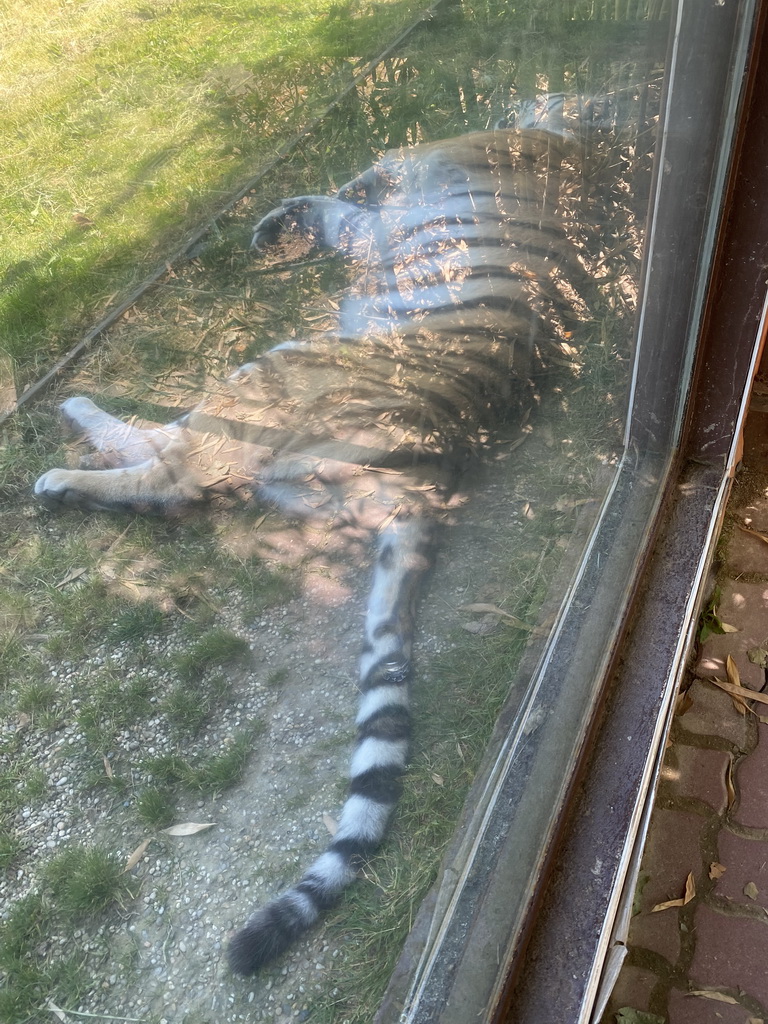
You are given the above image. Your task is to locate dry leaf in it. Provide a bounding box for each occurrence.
[431,773,444,786]
[688,989,739,1005]
[749,647,768,668]
[744,881,759,900]
[322,813,338,836]
[709,862,726,880]
[747,1017,764,1023]
[711,677,768,706]
[161,822,215,837]
[651,872,695,912]
[54,567,87,589]
[724,655,748,714]
[102,755,113,780]
[683,871,696,904]
[458,603,549,637]
[726,654,741,686]
[676,689,694,716]
[720,622,739,633]
[726,755,736,809]
[739,523,768,546]
[124,838,152,873]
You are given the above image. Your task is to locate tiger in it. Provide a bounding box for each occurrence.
[33,124,598,975]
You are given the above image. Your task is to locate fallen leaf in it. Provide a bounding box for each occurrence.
[124,838,152,873]
[748,647,768,668]
[431,773,444,786]
[709,862,727,880]
[720,621,739,633]
[747,1017,764,1024]
[651,871,695,912]
[683,871,696,904]
[161,822,215,837]
[726,655,748,715]
[45,1000,70,1021]
[711,677,768,706]
[102,756,113,780]
[744,881,759,900]
[739,523,768,546]
[458,603,549,637]
[726,654,741,686]
[688,989,739,1004]
[54,567,87,589]
[676,689,694,716]
[726,755,736,809]
[322,813,337,836]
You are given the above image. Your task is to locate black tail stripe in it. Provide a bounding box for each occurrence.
[348,766,405,803]
[358,705,412,741]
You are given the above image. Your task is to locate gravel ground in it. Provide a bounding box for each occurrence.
[4,430,565,1023]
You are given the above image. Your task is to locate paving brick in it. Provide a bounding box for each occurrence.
[606,964,659,1014]
[663,745,731,814]
[628,906,681,964]
[677,679,751,751]
[695,579,768,690]
[667,987,758,1024]
[635,809,707,912]
[689,903,768,1006]
[714,829,768,911]
[723,512,768,577]
[733,730,768,829]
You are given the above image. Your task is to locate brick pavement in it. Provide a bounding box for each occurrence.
[600,400,768,1024]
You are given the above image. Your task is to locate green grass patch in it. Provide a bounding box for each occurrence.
[44,843,138,920]
[172,626,251,680]
[141,724,262,795]
[135,786,177,829]
[1,0,426,389]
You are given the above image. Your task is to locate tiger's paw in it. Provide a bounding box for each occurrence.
[34,469,97,510]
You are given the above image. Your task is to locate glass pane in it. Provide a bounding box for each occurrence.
[1,1,756,1022]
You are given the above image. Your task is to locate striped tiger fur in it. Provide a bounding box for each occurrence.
[34,126,594,974]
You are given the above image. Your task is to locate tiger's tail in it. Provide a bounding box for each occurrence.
[227,516,431,974]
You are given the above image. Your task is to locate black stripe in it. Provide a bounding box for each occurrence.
[328,833,384,862]
[358,704,411,742]
[295,877,339,911]
[348,765,405,804]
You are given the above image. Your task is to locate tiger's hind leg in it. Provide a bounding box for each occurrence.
[227,515,434,975]
[58,396,183,467]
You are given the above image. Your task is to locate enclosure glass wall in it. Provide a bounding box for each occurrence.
[0,1,759,1022]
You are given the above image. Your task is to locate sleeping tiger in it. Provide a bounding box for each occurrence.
[34,125,597,974]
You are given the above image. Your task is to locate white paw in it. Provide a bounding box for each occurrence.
[59,396,101,432]
[34,469,86,509]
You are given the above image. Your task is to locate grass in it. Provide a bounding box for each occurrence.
[0,853,132,1023]
[1,0,427,390]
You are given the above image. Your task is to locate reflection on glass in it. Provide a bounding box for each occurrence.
[21,0,681,1020]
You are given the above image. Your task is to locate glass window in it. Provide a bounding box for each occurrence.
[2,1,760,1022]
